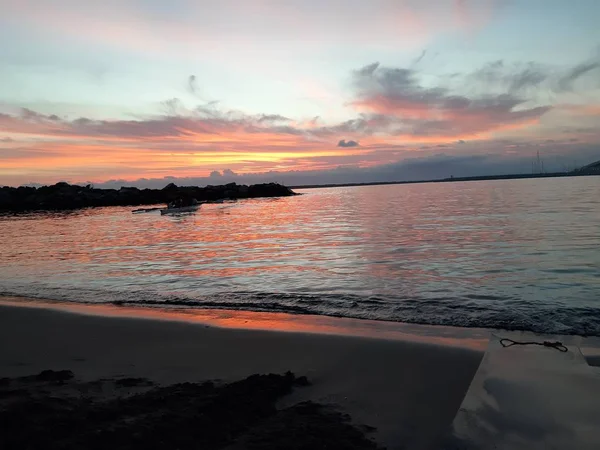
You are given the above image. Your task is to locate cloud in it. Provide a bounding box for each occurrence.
[4,56,596,149]
[0,101,372,184]
[257,114,291,123]
[205,168,238,180]
[19,108,62,122]
[2,54,600,186]
[558,59,600,91]
[560,104,600,116]
[350,62,552,137]
[413,49,427,65]
[188,74,198,96]
[2,0,500,58]
[0,107,307,142]
[4,131,598,188]
[337,139,360,147]
[161,98,185,116]
[0,137,14,143]
[470,55,600,95]
[471,60,549,93]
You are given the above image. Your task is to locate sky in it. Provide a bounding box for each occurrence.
[1,0,599,187]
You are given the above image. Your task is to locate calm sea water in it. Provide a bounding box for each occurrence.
[1,177,599,335]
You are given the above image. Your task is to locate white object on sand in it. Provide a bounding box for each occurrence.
[441,332,600,450]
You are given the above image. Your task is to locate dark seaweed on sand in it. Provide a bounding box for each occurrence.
[0,370,382,450]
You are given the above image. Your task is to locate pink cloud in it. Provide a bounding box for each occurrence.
[3,55,598,185]
[349,62,552,138]
[1,0,501,56]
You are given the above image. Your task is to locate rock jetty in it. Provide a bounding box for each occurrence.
[0,182,297,212]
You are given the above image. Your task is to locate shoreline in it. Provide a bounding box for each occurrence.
[0,295,491,350]
[2,295,599,356]
[3,295,600,357]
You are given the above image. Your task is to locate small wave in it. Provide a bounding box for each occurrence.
[114,298,312,314]
[2,285,600,337]
[464,294,512,301]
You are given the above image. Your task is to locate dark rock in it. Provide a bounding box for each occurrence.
[0,181,298,212]
[34,370,74,383]
[114,377,153,388]
[0,389,30,399]
[248,182,296,198]
[162,182,178,191]
[0,190,12,204]
[119,186,139,194]
[295,375,310,386]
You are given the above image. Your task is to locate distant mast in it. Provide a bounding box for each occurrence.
[533,150,545,174]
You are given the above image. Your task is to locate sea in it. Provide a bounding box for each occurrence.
[1,177,599,336]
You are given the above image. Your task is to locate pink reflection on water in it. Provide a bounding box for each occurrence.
[1,178,599,335]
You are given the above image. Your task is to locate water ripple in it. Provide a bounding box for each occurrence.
[1,178,600,335]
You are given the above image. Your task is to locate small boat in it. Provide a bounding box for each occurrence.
[160,198,200,215]
[132,207,162,214]
[160,204,200,215]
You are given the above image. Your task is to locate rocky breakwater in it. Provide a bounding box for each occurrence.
[0,182,298,212]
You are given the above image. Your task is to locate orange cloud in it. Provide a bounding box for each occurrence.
[5,54,598,186]
[0,95,559,186]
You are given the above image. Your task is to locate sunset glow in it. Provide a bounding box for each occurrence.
[1,0,599,187]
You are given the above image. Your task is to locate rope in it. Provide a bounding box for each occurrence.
[499,338,568,353]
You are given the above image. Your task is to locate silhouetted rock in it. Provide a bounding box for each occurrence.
[34,370,74,382]
[17,370,75,383]
[162,182,178,191]
[0,181,298,212]
[114,377,153,387]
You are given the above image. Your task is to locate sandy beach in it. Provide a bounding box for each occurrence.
[1,300,599,449]
[0,300,489,450]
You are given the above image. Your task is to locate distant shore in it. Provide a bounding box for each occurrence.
[291,170,599,190]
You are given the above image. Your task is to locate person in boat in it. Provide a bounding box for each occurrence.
[168,197,197,209]
[168,198,182,208]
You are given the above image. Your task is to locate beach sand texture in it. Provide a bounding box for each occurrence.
[2,301,599,449]
[0,302,487,449]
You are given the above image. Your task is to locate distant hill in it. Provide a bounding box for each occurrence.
[578,160,600,174]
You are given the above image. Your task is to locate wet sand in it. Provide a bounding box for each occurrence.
[0,302,490,449]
